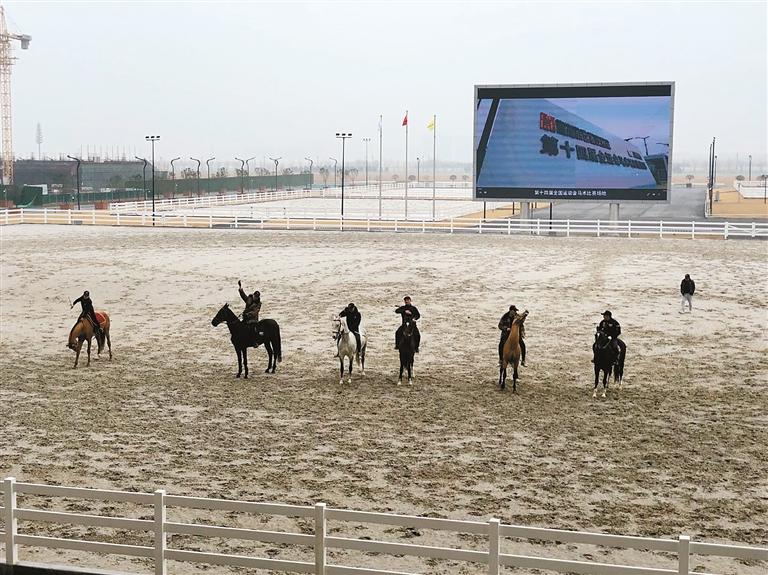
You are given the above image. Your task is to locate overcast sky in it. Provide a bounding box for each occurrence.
[8,0,767,170]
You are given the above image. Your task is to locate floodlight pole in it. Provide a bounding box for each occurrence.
[145,135,160,226]
[362,137,370,188]
[235,157,245,194]
[748,154,751,181]
[336,133,352,217]
[304,157,314,191]
[269,157,281,191]
[170,157,180,199]
[190,157,201,196]
[205,157,215,194]
[329,157,338,188]
[245,156,256,192]
[135,156,148,202]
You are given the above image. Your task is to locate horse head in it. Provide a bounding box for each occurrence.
[211,303,234,327]
[594,330,611,349]
[331,315,343,338]
[513,310,529,325]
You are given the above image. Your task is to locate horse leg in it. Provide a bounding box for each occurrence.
[73,340,82,368]
[593,363,600,398]
[512,357,519,393]
[86,338,91,367]
[236,347,242,378]
[106,330,112,360]
[408,359,413,386]
[360,345,366,376]
[348,356,354,384]
[398,358,404,386]
[265,341,274,373]
[243,348,249,379]
[499,358,508,390]
[339,357,345,385]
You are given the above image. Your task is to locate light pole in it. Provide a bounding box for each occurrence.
[245,156,255,193]
[269,157,281,191]
[66,155,82,210]
[145,136,159,225]
[170,156,180,199]
[624,136,650,156]
[329,157,338,188]
[205,157,215,195]
[235,157,245,194]
[135,156,148,202]
[748,155,752,181]
[362,137,371,188]
[304,157,314,191]
[761,174,767,204]
[416,156,421,184]
[190,157,201,196]
[336,132,352,217]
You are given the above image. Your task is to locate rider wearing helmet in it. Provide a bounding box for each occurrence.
[596,310,625,363]
[71,290,104,340]
[498,304,526,366]
[395,296,421,353]
[238,280,262,331]
[338,302,362,353]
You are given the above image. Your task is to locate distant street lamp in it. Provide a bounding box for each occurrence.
[190,157,201,196]
[205,157,216,194]
[304,157,314,191]
[135,156,148,202]
[235,157,245,194]
[336,132,352,216]
[416,156,421,183]
[362,137,371,188]
[245,156,256,192]
[170,157,181,199]
[748,154,752,181]
[624,136,650,156]
[145,135,160,225]
[269,157,281,191]
[761,174,767,204]
[66,155,82,210]
[329,157,338,188]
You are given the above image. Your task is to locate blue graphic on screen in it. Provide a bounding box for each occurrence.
[475,94,672,200]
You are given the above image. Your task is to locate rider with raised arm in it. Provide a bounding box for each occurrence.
[595,310,625,363]
[238,280,261,332]
[498,305,526,366]
[338,302,362,354]
[395,296,421,353]
[71,290,104,340]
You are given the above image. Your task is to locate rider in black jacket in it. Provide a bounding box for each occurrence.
[498,305,526,366]
[338,303,362,353]
[71,290,104,339]
[596,310,625,362]
[395,296,421,352]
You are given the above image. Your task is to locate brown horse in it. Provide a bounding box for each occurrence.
[499,310,528,392]
[68,311,112,368]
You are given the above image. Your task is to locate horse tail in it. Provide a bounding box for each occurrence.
[274,322,282,363]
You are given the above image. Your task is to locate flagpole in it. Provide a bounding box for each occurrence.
[378,114,383,220]
[404,110,409,220]
[432,114,436,221]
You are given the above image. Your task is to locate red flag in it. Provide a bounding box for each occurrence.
[402,112,408,127]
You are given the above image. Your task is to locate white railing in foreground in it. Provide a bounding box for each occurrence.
[2,208,768,239]
[2,478,766,575]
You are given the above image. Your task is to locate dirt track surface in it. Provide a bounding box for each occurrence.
[1,225,766,574]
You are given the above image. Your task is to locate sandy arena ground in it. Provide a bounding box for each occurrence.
[1,225,766,574]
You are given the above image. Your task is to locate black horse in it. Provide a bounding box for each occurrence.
[398,320,417,386]
[592,330,625,398]
[211,303,282,377]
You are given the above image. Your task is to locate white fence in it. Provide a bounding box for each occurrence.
[109,188,314,213]
[2,208,768,239]
[2,478,765,575]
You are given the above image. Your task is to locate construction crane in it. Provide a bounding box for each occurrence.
[0,5,31,185]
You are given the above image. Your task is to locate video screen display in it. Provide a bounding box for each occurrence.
[474,84,674,201]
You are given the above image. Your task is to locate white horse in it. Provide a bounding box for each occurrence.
[332,315,367,384]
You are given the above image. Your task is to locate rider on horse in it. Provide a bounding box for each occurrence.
[395,296,421,353]
[498,305,526,366]
[238,280,261,332]
[595,310,625,363]
[71,290,104,340]
[338,303,362,354]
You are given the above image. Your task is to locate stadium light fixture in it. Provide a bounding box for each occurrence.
[335,133,352,217]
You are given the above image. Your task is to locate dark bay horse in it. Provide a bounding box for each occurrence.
[212,303,282,377]
[499,310,528,392]
[68,311,112,368]
[398,320,417,386]
[592,330,625,398]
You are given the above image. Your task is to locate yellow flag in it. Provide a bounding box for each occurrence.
[427,116,435,131]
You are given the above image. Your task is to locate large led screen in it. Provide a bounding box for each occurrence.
[474,83,674,201]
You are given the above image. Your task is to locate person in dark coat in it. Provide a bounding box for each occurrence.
[338,302,362,353]
[395,296,420,352]
[595,310,625,362]
[71,290,104,339]
[238,280,262,331]
[680,274,695,312]
[498,305,526,366]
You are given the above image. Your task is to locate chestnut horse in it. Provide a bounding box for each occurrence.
[499,310,528,392]
[68,311,112,368]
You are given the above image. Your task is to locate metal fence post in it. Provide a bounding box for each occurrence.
[4,477,17,565]
[628,219,632,238]
[68,210,72,225]
[488,518,500,575]
[597,219,601,237]
[537,219,541,236]
[724,222,729,240]
[479,219,482,234]
[43,207,48,224]
[313,217,317,231]
[751,222,756,238]
[566,219,570,237]
[659,220,663,238]
[182,214,187,228]
[394,219,398,233]
[678,534,690,575]
[450,217,453,234]
[367,218,370,232]
[234,214,239,229]
[20,207,24,223]
[92,210,96,225]
[287,216,290,230]
[507,218,511,235]
[315,503,326,575]
[691,220,695,239]
[422,219,426,233]
[154,489,167,575]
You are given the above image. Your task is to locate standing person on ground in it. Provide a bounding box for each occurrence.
[238,280,262,332]
[498,305,526,366]
[337,302,362,355]
[395,296,421,353]
[71,290,104,340]
[680,273,695,313]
